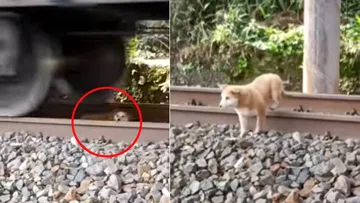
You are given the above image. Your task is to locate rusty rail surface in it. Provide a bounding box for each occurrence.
[170,86,360,115]
[171,105,360,139]
[31,100,169,123]
[0,117,168,142]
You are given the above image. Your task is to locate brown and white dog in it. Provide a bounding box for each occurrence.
[80,110,131,121]
[218,73,285,138]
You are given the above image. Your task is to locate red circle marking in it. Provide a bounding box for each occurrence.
[71,86,143,158]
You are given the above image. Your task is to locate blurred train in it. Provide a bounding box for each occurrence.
[0,0,169,116]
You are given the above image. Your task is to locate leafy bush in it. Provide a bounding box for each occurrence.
[174,7,304,85]
[339,17,360,93]
[128,21,169,60]
[115,62,169,103]
[136,34,169,59]
[171,0,360,94]
[120,20,169,104]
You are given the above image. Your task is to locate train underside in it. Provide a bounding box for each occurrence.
[0,1,169,116]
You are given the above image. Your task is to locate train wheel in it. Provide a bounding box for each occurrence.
[0,13,58,116]
[62,36,127,103]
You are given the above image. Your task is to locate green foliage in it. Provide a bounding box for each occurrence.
[116,62,169,103]
[121,20,169,104]
[126,37,140,61]
[171,0,304,54]
[171,0,360,94]
[126,34,169,60]
[176,10,304,84]
[127,20,169,60]
[339,18,360,94]
[136,33,169,59]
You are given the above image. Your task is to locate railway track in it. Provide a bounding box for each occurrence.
[2,100,169,142]
[170,86,360,203]
[0,117,168,143]
[170,86,360,139]
[32,100,169,123]
[171,105,360,139]
[0,100,170,202]
[170,86,360,115]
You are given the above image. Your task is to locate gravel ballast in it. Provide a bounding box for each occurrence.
[170,122,360,203]
[0,131,169,203]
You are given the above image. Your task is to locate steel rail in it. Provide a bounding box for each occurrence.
[170,105,360,139]
[32,100,169,123]
[0,117,168,142]
[170,86,360,115]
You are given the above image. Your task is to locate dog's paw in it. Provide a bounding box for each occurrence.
[253,128,262,134]
[239,132,246,138]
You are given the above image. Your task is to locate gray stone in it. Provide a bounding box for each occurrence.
[311,161,332,176]
[196,158,207,168]
[169,123,360,202]
[255,199,267,203]
[346,151,356,164]
[249,186,258,196]
[215,180,229,191]
[184,163,196,173]
[334,175,351,196]
[0,195,11,202]
[256,149,266,160]
[236,187,248,202]
[0,133,169,203]
[325,188,346,202]
[200,179,214,191]
[74,169,86,183]
[196,169,210,179]
[15,179,24,190]
[31,165,45,176]
[208,159,218,174]
[189,181,200,194]
[116,192,132,202]
[230,179,239,192]
[86,162,105,176]
[259,174,273,186]
[58,183,70,193]
[253,189,268,200]
[182,195,200,202]
[221,146,232,158]
[278,185,291,196]
[107,174,122,192]
[211,195,224,203]
[169,153,176,164]
[38,152,47,162]
[296,168,310,184]
[249,162,263,176]
[104,159,118,175]
[331,158,347,175]
[346,197,360,203]
[0,162,5,176]
[292,131,304,143]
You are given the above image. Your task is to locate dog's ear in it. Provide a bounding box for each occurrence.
[217,84,227,90]
[230,88,245,96]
